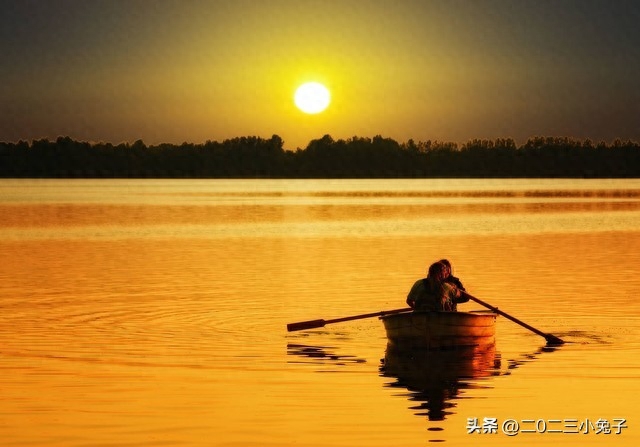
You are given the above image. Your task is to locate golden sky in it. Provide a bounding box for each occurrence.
[1,0,639,149]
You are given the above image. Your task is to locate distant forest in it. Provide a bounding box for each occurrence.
[1,135,639,178]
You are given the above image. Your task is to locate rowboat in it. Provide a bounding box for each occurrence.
[287,294,562,345]
[380,310,497,350]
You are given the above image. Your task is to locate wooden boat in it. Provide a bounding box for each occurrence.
[287,292,562,345]
[380,310,497,350]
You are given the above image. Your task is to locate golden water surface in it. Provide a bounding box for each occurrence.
[1,179,639,446]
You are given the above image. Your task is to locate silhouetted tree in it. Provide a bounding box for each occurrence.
[0,134,639,178]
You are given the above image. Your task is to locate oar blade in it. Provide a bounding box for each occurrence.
[287,319,326,332]
[544,334,565,346]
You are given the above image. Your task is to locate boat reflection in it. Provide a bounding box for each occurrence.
[287,341,561,423]
[380,344,501,421]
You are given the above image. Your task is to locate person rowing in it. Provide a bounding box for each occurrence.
[406,261,468,312]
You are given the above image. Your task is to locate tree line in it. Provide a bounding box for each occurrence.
[1,134,639,178]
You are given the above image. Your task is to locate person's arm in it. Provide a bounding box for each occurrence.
[406,295,415,308]
[454,285,469,303]
[406,279,425,309]
[450,276,465,291]
[406,281,419,308]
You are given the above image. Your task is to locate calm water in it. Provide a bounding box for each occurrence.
[1,179,639,446]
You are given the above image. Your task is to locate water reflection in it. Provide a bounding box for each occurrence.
[380,345,501,422]
[380,344,562,423]
[501,344,562,373]
[286,343,367,370]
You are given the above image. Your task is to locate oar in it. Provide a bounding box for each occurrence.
[287,307,412,332]
[461,291,564,345]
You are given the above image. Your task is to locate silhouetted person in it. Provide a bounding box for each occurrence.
[406,262,464,312]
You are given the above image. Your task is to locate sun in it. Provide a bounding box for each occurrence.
[294,82,331,114]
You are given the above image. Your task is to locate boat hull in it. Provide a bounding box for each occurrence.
[380,310,497,350]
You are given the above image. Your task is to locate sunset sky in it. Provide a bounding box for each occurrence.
[2,0,639,150]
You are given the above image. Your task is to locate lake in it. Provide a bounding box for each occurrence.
[1,178,639,446]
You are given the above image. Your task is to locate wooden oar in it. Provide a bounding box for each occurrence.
[461,291,564,345]
[287,307,412,332]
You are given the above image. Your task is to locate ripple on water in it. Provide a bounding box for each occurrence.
[0,292,283,372]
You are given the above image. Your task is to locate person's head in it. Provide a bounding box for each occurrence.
[438,259,452,277]
[428,261,447,282]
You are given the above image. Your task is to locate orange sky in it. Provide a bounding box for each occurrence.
[1,0,639,149]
